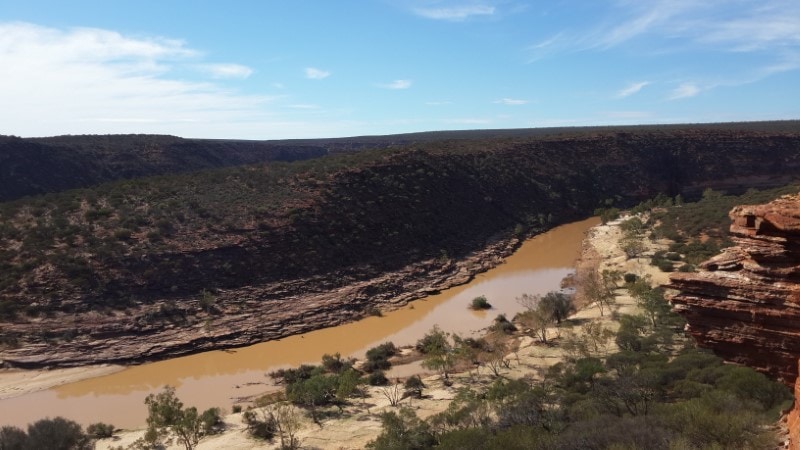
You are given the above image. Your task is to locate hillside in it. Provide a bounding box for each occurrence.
[0,134,327,202]
[1,123,800,367]
[3,120,798,202]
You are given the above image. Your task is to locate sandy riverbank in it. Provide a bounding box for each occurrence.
[94,215,670,449]
[0,364,124,401]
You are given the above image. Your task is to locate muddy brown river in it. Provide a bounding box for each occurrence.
[0,217,597,429]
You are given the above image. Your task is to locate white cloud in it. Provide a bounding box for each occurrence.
[379,79,412,89]
[669,82,701,100]
[617,81,650,98]
[304,67,330,79]
[198,63,253,79]
[493,98,528,105]
[413,4,495,21]
[0,22,273,137]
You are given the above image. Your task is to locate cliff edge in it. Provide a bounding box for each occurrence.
[668,193,800,447]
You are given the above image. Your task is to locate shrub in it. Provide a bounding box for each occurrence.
[492,314,517,334]
[366,342,397,362]
[369,370,389,386]
[404,376,425,399]
[657,260,674,272]
[623,273,638,283]
[242,410,277,440]
[86,422,115,439]
[470,295,491,310]
[232,405,242,414]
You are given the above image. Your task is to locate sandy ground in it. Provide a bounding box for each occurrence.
[0,364,124,401]
[95,215,671,450]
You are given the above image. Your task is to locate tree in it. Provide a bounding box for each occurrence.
[517,293,556,343]
[620,235,646,259]
[366,408,436,450]
[580,270,620,317]
[144,385,220,450]
[581,320,615,356]
[0,426,27,450]
[539,291,573,324]
[26,418,92,450]
[420,326,455,382]
[287,373,338,423]
[270,403,301,450]
[627,278,671,328]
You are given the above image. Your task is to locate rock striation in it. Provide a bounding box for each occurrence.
[668,193,800,447]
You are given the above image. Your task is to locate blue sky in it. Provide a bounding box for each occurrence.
[1,0,799,139]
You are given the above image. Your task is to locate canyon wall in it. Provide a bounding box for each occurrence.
[668,193,800,447]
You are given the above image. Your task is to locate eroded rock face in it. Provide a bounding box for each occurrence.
[668,193,800,447]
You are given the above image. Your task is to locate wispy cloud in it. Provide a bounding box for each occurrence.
[530,1,800,55]
[413,4,495,21]
[669,82,701,100]
[617,81,650,98]
[493,98,528,105]
[198,63,253,79]
[304,67,330,79]
[379,79,412,89]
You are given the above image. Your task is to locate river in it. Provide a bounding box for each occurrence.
[0,217,597,429]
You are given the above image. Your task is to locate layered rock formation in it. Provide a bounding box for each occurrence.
[668,193,800,447]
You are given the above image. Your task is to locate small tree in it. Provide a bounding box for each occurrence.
[628,278,671,327]
[271,403,301,450]
[516,293,557,344]
[144,386,220,450]
[420,327,455,382]
[581,270,620,316]
[366,408,436,450]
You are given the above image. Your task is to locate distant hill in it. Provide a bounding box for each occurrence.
[0,134,327,202]
[3,120,798,202]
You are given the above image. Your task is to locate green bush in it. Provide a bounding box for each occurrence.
[657,260,674,272]
[470,295,491,310]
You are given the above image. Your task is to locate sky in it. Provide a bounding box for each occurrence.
[1,0,799,139]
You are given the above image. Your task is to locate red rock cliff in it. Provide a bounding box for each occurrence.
[668,193,800,447]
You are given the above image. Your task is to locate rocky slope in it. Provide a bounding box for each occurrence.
[2,124,800,368]
[668,194,800,447]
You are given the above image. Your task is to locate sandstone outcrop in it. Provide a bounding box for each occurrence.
[668,193,800,447]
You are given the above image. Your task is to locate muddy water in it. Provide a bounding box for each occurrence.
[0,217,597,429]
